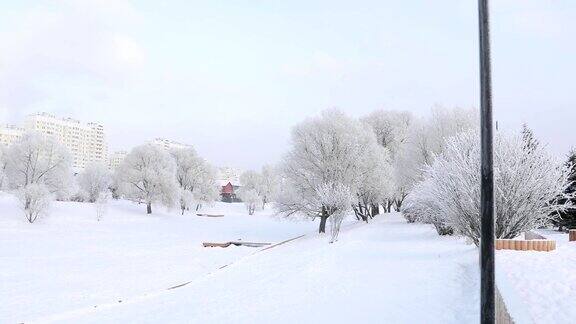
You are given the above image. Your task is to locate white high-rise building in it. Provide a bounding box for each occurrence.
[149,137,191,150]
[0,124,24,146]
[21,112,109,171]
[108,150,128,170]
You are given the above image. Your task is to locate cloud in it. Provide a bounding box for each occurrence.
[0,0,143,122]
[113,35,145,67]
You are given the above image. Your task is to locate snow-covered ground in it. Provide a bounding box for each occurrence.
[0,195,482,324]
[4,192,574,324]
[0,194,314,323]
[497,229,576,324]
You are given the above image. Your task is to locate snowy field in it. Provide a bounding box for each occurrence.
[0,194,481,323]
[0,194,313,323]
[497,229,576,324]
[3,193,573,324]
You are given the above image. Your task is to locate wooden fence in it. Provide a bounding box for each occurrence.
[570,229,576,242]
[495,239,555,252]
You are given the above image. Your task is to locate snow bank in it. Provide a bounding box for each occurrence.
[497,229,576,324]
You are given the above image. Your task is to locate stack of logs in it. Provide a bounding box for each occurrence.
[496,239,555,252]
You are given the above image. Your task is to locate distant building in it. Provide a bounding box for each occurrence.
[217,167,243,202]
[108,150,128,170]
[220,181,241,203]
[1,113,109,171]
[149,138,191,150]
[22,113,108,171]
[0,124,24,146]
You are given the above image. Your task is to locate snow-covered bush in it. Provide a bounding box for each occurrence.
[403,180,453,235]
[238,188,261,215]
[4,132,73,221]
[116,144,178,214]
[78,162,112,203]
[95,192,110,221]
[17,183,52,223]
[407,130,571,245]
[171,147,218,213]
[276,110,376,234]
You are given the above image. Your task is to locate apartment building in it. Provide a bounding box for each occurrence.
[21,113,109,171]
[149,137,191,150]
[108,150,128,170]
[0,124,24,146]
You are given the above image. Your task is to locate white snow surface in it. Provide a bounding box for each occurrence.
[497,229,576,324]
[0,193,483,323]
[0,194,311,323]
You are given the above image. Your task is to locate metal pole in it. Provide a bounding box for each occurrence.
[478,0,495,323]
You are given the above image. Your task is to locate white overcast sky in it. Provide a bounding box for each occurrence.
[0,0,574,170]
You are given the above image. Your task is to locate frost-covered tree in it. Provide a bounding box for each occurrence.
[552,149,576,231]
[353,146,394,221]
[239,170,263,198]
[362,110,412,213]
[276,110,375,235]
[78,162,112,203]
[361,110,412,158]
[171,147,219,213]
[5,133,73,195]
[406,130,571,245]
[521,123,539,154]
[240,170,264,193]
[4,132,73,222]
[5,133,72,223]
[260,165,279,208]
[390,106,477,211]
[238,188,261,215]
[190,167,219,210]
[16,184,52,223]
[316,182,353,242]
[116,144,178,214]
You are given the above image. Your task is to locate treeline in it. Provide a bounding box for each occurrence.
[271,107,575,243]
[0,133,219,222]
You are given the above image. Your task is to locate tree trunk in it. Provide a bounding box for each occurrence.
[372,204,380,216]
[394,200,401,212]
[387,200,393,213]
[319,215,328,233]
[394,194,406,212]
[319,206,328,233]
[147,202,152,214]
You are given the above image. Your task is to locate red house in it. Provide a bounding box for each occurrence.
[220,181,241,203]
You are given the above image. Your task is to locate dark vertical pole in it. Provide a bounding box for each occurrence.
[478,0,495,323]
